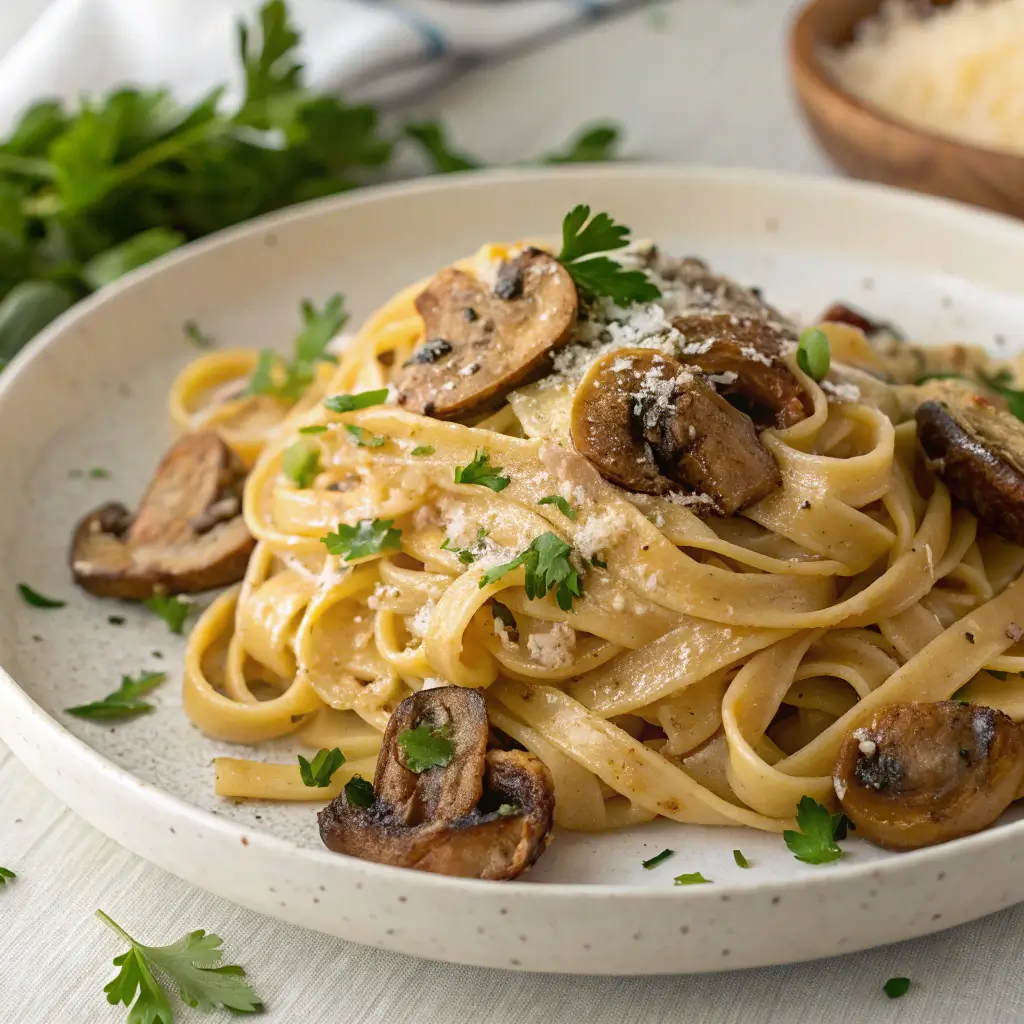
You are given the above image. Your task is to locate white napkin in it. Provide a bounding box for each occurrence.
[0,0,632,133]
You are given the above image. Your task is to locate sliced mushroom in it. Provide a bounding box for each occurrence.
[318,686,554,879]
[570,348,781,514]
[672,312,811,428]
[395,249,578,420]
[916,388,1024,544]
[70,431,254,599]
[834,701,1024,850]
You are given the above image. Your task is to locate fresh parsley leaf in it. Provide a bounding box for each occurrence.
[733,849,749,868]
[345,774,375,808]
[673,872,711,885]
[345,424,387,448]
[796,328,831,382]
[81,227,185,290]
[405,121,480,173]
[479,531,582,611]
[298,424,328,434]
[440,536,477,564]
[979,370,1024,422]
[96,908,262,1019]
[783,796,844,865]
[0,867,15,885]
[324,388,389,413]
[89,466,111,478]
[398,722,454,773]
[491,601,518,638]
[143,594,191,635]
[298,747,345,787]
[17,582,66,608]
[282,438,321,488]
[591,555,608,569]
[556,205,660,305]
[538,494,576,520]
[321,518,401,560]
[66,670,167,720]
[184,319,214,348]
[831,812,854,841]
[411,444,435,456]
[642,849,674,869]
[454,448,510,491]
[295,293,347,364]
[884,977,911,999]
[543,124,620,164]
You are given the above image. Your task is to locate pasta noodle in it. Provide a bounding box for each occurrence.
[174,241,1024,837]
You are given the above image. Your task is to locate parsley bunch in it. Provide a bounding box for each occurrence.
[480,531,582,611]
[0,1,622,370]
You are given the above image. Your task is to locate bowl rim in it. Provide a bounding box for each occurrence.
[789,0,1024,168]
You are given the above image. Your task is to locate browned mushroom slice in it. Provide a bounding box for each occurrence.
[395,249,578,419]
[318,687,554,879]
[834,701,1024,851]
[672,312,811,428]
[916,390,1024,544]
[70,431,254,600]
[570,348,780,514]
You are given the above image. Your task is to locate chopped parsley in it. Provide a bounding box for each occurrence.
[345,424,387,448]
[556,205,661,305]
[479,531,582,611]
[298,424,328,435]
[441,526,488,564]
[97,909,261,1020]
[831,812,853,841]
[783,796,844,865]
[282,438,321,487]
[66,670,167,720]
[491,601,518,638]
[979,370,1024,422]
[321,518,401,561]
[323,387,389,414]
[108,615,126,626]
[538,494,577,520]
[248,293,346,401]
[796,328,831,381]
[673,872,711,886]
[345,775,375,808]
[733,849,749,869]
[591,555,608,569]
[298,747,345,788]
[89,466,111,479]
[184,319,214,348]
[411,444,435,456]
[397,722,454,773]
[496,803,519,817]
[454,448,510,491]
[143,594,191,635]
[884,977,911,999]
[17,583,66,609]
[0,867,15,886]
[642,849,674,870]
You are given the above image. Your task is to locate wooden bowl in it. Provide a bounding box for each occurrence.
[790,0,1024,217]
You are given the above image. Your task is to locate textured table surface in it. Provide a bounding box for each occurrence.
[4,2,1024,1022]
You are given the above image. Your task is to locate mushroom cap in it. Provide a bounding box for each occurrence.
[70,431,254,600]
[916,390,1024,545]
[395,249,578,419]
[673,312,810,429]
[834,701,1024,851]
[569,347,781,514]
[318,687,555,880]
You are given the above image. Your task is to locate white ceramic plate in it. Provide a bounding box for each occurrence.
[3,166,1024,975]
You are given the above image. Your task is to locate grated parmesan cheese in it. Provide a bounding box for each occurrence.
[407,599,436,640]
[526,622,577,668]
[422,676,447,690]
[826,0,1024,155]
[575,508,629,560]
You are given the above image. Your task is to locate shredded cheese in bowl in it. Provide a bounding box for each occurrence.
[825,0,1024,155]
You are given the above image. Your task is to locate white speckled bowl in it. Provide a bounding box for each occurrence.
[2,167,1024,974]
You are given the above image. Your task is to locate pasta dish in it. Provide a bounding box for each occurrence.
[68,206,1024,879]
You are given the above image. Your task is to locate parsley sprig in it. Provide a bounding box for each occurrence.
[97,909,262,1020]
[454,448,510,491]
[66,671,167,720]
[479,531,582,611]
[17,582,66,608]
[556,205,661,305]
[398,723,454,773]
[538,494,576,520]
[143,594,191,635]
[321,518,401,560]
[783,796,845,865]
[282,438,321,488]
[345,775,375,807]
[298,747,345,787]
[248,293,346,401]
[0,867,15,886]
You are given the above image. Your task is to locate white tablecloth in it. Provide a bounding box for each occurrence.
[5,2,1024,1022]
